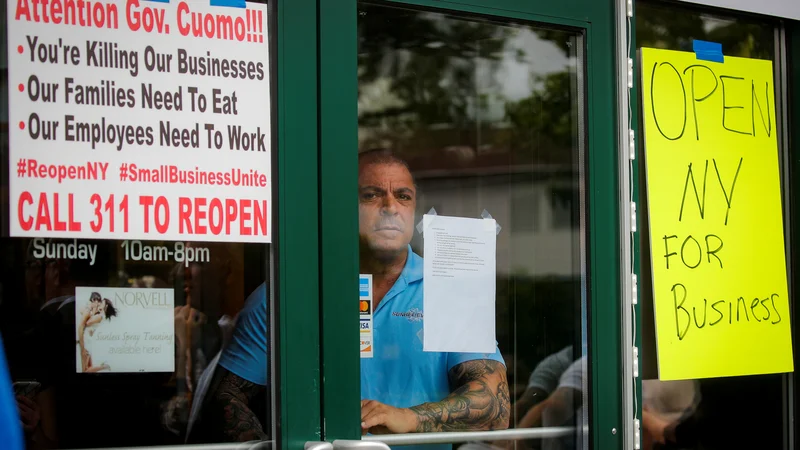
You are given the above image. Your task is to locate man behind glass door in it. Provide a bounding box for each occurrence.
[358,149,510,442]
[192,149,510,444]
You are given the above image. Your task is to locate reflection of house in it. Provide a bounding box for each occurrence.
[399,147,582,279]
[401,153,584,374]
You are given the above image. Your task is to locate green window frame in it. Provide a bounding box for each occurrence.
[316,2,624,450]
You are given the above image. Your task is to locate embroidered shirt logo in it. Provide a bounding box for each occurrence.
[391,308,423,322]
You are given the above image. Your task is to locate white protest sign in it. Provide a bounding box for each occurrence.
[7,0,271,243]
[75,287,175,373]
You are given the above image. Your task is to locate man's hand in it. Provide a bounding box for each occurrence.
[361,360,509,435]
[17,395,40,433]
[361,400,417,435]
[641,408,669,445]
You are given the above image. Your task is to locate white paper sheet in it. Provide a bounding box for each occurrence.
[423,214,497,353]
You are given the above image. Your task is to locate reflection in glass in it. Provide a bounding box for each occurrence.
[636,4,785,450]
[358,3,588,450]
[0,238,270,447]
[636,3,774,59]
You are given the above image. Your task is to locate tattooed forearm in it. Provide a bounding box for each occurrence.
[410,360,510,432]
[214,371,268,442]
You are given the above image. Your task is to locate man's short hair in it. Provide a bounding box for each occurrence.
[358,147,411,172]
[358,148,417,192]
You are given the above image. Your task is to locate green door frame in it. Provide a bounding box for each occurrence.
[277,0,323,448]
[316,2,623,450]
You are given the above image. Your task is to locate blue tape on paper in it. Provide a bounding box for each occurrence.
[210,0,247,7]
[145,0,169,3]
[693,40,724,63]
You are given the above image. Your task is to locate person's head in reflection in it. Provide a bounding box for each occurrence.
[358,148,417,271]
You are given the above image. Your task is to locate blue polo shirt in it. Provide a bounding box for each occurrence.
[361,247,505,449]
[0,335,24,450]
[219,282,268,386]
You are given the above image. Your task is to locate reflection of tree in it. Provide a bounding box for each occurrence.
[636,3,773,59]
[531,28,576,56]
[502,72,574,162]
[357,4,512,155]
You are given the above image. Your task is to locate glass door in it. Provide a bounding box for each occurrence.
[318,1,623,450]
[633,3,796,450]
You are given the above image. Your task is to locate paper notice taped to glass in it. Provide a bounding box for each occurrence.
[422,214,497,353]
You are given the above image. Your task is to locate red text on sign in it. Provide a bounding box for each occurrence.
[139,195,170,234]
[178,197,267,237]
[14,0,119,29]
[90,193,129,233]
[18,191,82,232]
[176,1,264,42]
[126,0,167,34]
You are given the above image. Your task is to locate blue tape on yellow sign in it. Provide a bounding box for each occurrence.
[693,40,724,63]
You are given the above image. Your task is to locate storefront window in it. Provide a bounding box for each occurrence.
[0,0,275,448]
[636,3,789,450]
[357,3,588,449]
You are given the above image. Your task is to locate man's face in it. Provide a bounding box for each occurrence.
[358,162,416,257]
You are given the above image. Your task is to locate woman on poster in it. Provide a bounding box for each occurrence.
[77,293,117,373]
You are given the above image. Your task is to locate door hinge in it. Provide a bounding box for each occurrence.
[630,202,637,233]
[629,129,636,160]
[633,418,641,449]
[627,0,633,17]
[627,58,634,88]
[631,274,638,305]
[633,346,639,378]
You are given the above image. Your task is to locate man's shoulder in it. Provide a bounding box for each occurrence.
[241,282,268,313]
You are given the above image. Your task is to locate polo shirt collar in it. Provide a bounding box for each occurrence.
[404,245,423,284]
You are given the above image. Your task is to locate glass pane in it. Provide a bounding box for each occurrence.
[636,4,788,450]
[357,3,588,450]
[0,0,275,447]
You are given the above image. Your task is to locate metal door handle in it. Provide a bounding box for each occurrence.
[362,427,579,445]
[305,442,334,450]
[332,439,390,450]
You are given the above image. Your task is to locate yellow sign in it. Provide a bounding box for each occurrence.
[641,48,794,380]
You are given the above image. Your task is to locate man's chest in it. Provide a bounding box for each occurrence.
[372,303,446,367]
